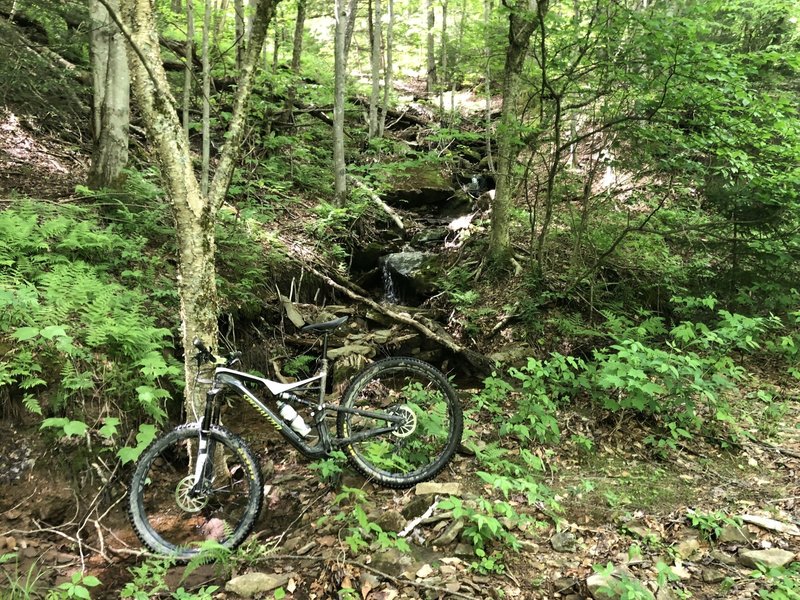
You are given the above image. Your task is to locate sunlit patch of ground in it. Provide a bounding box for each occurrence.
[0,108,85,199]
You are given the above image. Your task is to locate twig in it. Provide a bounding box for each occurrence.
[349,559,475,600]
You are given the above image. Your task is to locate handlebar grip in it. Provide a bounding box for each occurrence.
[193,338,208,352]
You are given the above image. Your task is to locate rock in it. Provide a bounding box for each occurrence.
[656,587,678,600]
[669,563,691,581]
[4,536,15,550]
[415,564,434,578]
[372,548,416,578]
[738,549,796,569]
[550,531,578,553]
[710,549,737,565]
[432,519,464,546]
[741,515,800,536]
[626,521,659,540]
[718,524,752,544]
[381,252,439,300]
[701,567,726,584]
[376,510,406,533]
[225,573,290,598]
[402,495,435,520]
[327,344,376,359]
[415,482,462,496]
[674,537,701,560]
[454,543,473,557]
[586,566,644,600]
[488,344,533,366]
[553,577,579,593]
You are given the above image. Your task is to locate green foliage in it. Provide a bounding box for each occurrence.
[685,509,741,541]
[753,563,800,600]
[53,572,101,600]
[309,449,347,484]
[592,563,654,600]
[332,486,410,555]
[0,202,182,423]
[0,554,49,600]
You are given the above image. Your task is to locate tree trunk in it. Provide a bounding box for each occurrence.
[234,0,245,69]
[368,0,382,139]
[424,0,435,95]
[483,0,493,172]
[439,0,447,116]
[118,0,277,417]
[333,0,347,203]
[183,0,194,138]
[201,0,212,195]
[281,0,305,126]
[344,0,359,60]
[378,0,393,138]
[488,0,547,268]
[88,0,130,190]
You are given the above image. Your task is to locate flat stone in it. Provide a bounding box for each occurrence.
[738,549,796,569]
[454,543,473,557]
[674,538,701,559]
[710,549,737,566]
[225,573,290,598]
[432,519,464,546]
[550,531,578,553]
[701,567,726,584]
[415,482,462,496]
[741,515,800,536]
[327,344,376,359]
[718,524,751,544]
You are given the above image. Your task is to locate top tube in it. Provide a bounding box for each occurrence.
[215,367,324,397]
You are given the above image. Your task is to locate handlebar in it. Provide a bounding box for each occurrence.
[192,338,241,368]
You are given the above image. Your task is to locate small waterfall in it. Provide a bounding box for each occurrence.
[381,258,399,304]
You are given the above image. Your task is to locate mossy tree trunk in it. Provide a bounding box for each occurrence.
[118,0,278,418]
[489,0,547,268]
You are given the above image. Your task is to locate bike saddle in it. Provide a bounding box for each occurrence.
[300,315,349,333]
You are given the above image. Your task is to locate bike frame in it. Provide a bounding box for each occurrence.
[190,346,404,493]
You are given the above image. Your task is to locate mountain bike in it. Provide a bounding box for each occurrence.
[127,316,463,558]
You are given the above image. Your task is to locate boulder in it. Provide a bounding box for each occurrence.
[225,573,290,598]
[738,549,796,569]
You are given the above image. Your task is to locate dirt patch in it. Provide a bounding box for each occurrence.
[0,108,87,199]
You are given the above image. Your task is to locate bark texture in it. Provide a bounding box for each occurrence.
[119,0,277,417]
[333,0,348,203]
[88,0,130,190]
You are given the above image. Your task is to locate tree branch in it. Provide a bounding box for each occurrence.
[208,0,281,210]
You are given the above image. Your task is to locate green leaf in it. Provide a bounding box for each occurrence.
[41,417,69,430]
[82,575,101,587]
[274,587,286,599]
[73,585,91,599]
[40,325,68,340]
[12,327,39,341]
[63,420,88,437]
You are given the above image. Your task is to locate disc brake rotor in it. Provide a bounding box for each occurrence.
[391,405,417,438]
[175,475,209,512]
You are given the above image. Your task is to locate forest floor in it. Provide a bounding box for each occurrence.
[0,377,798,599]
[1,97,799,600]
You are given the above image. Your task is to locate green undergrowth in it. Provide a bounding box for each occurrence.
[0,169,292,440]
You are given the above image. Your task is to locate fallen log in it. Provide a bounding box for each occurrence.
[301,262,492,374]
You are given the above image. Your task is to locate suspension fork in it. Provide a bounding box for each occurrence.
[191,388,223,494]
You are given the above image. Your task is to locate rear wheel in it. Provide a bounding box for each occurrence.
[337,357,463,488]
[128,424,262,559]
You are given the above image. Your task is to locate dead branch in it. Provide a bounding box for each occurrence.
[299,262,492,374]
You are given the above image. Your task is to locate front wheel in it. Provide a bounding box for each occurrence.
[337,357,463,488]
[128,424,263,559]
